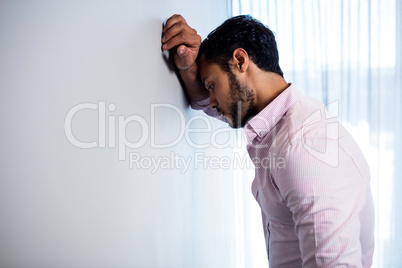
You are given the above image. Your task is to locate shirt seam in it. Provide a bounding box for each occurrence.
[274,142,292,203]
[338,143,369,182]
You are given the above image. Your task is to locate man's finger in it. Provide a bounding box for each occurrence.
[162,32,199,51]
[163,24,198,44]
[177,45,186,55]
[162,22,185,44]
[163,14,186,34]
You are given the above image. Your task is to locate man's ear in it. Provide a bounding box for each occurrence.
[232,48,249,73]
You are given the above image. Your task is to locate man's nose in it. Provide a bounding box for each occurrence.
[209,91,218,109]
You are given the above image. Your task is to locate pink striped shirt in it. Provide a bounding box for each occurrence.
[192,84,375,267]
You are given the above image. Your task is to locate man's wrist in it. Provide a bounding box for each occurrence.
[178,62,199,80]
[177,62,208,102]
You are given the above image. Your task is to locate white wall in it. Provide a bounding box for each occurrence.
[0,1,239,267]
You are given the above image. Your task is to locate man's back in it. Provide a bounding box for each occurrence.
[246,85,374,267]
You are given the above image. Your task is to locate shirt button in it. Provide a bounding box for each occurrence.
[260,131,264,136]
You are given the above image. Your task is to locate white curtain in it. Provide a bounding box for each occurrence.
[229,0,402,267]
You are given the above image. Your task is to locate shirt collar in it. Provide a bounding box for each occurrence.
[244,83,301,144]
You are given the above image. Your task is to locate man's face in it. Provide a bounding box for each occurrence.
[199,56,258,128]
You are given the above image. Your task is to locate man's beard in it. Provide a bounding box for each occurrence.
[223,71,258,129]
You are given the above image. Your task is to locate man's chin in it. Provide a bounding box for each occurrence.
[223,115,244,129]
[225,114,256,129]
[229,124,243,129]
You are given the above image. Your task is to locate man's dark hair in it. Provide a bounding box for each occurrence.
[197,15,283,77]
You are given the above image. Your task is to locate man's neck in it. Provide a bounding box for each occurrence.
[253,72,289,112]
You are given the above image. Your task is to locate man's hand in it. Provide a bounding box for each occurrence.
[161,14,202,70]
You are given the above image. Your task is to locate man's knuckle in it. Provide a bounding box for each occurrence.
[178,15,186,23]
[180,33,187,41]
[178,21,186,28]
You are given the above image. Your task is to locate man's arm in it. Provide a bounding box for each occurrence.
[161,14,209,102]
[276,136,374,267]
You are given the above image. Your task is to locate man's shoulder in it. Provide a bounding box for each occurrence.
[282,95,336,144]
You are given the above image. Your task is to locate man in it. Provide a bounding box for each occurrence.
[161,14,374,267]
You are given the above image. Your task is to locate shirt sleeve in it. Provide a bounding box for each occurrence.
[190,98,222,120]
[275,135,374,267]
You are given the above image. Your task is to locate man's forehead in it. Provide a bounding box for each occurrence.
[199,56,220,78]
[198,55,213,84]
[198,54,209,73]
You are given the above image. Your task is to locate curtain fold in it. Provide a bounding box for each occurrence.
[230,0,401,267]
